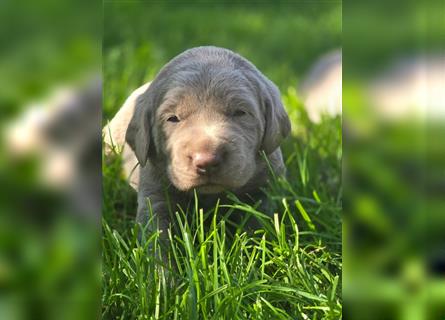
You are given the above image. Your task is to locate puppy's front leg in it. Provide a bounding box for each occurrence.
[137,194,170,237]
[136,165,171,241]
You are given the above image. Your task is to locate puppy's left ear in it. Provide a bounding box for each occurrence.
[260,79,291,154]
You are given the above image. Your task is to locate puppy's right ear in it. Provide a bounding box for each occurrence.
[125,88,153,167]
[258,78,291,155]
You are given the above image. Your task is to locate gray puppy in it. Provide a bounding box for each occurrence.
[126,46,291,235]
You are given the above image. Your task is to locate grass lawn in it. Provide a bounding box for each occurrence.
[103,3,341,319]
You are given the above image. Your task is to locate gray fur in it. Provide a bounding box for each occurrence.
[125,46,291,235]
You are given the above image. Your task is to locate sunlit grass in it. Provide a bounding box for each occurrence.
[103,201,341,319]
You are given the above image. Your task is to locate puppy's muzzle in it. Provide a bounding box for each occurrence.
[186,139,227,176]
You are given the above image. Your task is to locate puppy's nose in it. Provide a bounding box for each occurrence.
[191,152,222,175]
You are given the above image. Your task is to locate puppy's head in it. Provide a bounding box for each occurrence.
[126,46,290,194]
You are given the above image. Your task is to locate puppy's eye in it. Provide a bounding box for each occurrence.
[233,110,247,117]
[167,115,180,123]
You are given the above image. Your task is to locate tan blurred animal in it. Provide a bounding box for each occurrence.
[103,82,151,190]
[5,78,102,219]
[369,55,445,121]
[104,46,291,235]
[300,49,342,123]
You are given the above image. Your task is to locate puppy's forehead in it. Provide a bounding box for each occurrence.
[190,91,253,113]
[158,81,257,116]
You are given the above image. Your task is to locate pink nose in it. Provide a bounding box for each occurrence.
[191,152,222,175]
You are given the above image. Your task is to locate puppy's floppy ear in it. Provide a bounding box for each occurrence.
[259,78,291,154]
[125,90,153,167]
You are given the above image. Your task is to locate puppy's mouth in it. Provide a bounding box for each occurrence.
[169,162,252,194]
[168,169,227,193]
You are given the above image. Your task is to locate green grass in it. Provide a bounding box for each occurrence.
[102,87,342,319]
